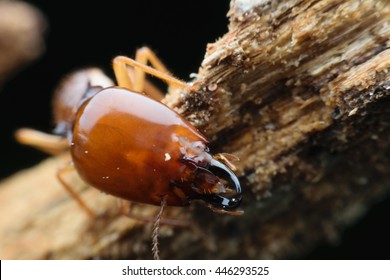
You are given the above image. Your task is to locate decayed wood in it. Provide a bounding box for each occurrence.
[1,0,389,259]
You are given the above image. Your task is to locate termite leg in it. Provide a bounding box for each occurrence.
[113,47,193,95]
[56,163,96,218]
[125,67,166,101]
[133,47,172,93]
[15,128,69,156]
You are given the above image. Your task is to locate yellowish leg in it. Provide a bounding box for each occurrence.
[125,67,165,100]
[16,127,96,217]
[15,128,69,156]
[112,47,192,94]
[133,47,172,93]
[56,164,96,218]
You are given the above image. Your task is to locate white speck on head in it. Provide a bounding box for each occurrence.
[116,167,120,170]
[164,153,171,161]
[84,150,89,154]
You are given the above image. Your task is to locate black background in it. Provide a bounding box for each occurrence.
[1,0,389,259]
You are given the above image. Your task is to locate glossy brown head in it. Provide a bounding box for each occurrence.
[69,87,242,212]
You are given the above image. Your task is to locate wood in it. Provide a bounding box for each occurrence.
[1,0,389,259]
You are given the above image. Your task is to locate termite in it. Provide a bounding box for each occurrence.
[16,47,242,259]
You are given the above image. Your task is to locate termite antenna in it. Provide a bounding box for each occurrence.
[152,196,167,260]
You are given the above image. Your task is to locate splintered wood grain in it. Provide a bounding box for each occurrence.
[1,0,389,259]
[167,0,389,194]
